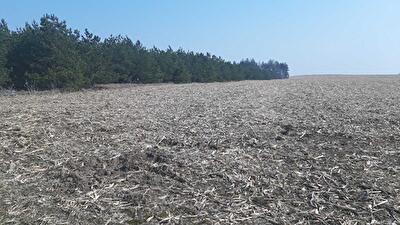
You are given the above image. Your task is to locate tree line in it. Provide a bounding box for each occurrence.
[0,14,289,91]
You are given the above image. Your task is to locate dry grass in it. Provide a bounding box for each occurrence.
[0,76,399,224]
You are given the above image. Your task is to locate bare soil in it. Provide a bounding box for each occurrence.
[0,76,399,224]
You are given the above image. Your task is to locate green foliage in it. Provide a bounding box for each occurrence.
[172,63,191,83]
[2,15,289,91]
[7,14,86,90]
[0,19,10,87]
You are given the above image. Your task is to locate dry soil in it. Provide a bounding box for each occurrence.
[0,76,399,224]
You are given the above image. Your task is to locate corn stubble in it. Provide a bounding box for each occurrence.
[0,76,399,224]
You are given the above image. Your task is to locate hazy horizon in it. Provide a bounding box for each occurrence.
[291,73,400,77]
[1,0,399,75]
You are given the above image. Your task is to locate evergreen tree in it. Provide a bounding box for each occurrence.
[79,29,108,85]
[2,14,289,91]
[8,14,86,90]
[0,19,10,87]
[172,61,191,83]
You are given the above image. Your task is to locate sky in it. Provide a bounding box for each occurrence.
[1,0,399,75]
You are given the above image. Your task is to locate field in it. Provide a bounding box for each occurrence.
[0,76,399,224]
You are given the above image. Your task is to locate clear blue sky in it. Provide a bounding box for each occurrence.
[1,0,399,75]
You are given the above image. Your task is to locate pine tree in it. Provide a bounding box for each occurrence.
[79,29,108,85]
[2,14,289,90]
[0,19,10,87]
[8,14,86,90]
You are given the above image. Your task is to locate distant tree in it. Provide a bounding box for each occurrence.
[2,14,289,90]
[8,14,86,90]
[260,60,289,79]
[172,61,191,83]
[0,19,11,87]
[279,63,289,79]
[152,46,175,82]
[78,29,107,85]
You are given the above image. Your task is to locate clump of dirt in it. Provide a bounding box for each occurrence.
[0,76,399,224]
